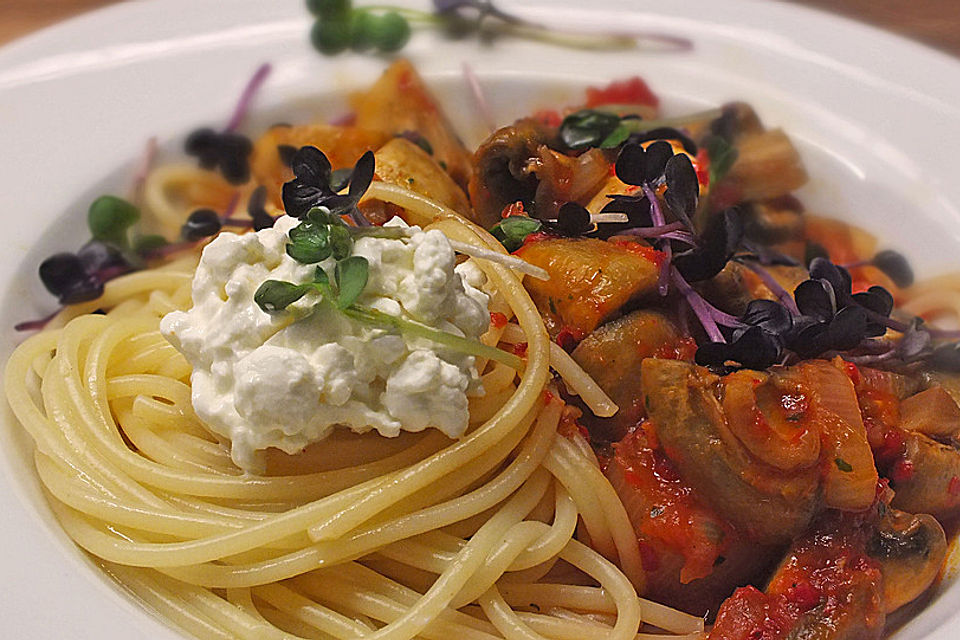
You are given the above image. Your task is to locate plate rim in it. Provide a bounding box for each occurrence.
[2,1,960,639]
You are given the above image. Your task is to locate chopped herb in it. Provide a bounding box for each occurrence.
[490,216,542,252]
[835,457,853,473]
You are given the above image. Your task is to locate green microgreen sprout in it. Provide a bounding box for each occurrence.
[88,195,141,248]
[306,0,691,58]
[255,205,524,370]
[559,107,723,151]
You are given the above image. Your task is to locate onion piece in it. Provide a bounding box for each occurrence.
[802,361,878,512]
[722,369,820,471]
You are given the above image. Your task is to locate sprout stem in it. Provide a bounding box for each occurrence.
[740,259,800,315]
[643,184,671,296]
[224,63,271,133]
[343,305,524,371]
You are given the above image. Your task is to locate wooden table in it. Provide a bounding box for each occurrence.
[2,0,960,55]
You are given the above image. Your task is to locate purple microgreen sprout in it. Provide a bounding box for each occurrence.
[462,62,495,134]
[642,183,671,295]
[224,63,272,133]
[670,267,743,343]
[618,221,686,238]
[842,249,915,288]
[738,259,800,315]
[129,136,158,204]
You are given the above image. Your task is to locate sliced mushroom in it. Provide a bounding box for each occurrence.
[868,507,946,613]
[640,359,821,544]
[571,310,684,440]
[890,432,960,518]
[722,129,808,203]
[887,382,960,519]
[742,196,805,245]
[467,119,560,228]
[899,386,960,439]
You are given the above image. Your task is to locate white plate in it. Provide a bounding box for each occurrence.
[1,0,959,637]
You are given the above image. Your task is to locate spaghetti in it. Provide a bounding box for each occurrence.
[4,191,702,640]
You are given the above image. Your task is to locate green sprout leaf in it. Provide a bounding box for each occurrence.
[133,234,168,253]
[88,195,140,247]
[305,206,342,226]
[369,11,411,52]
[706,134,738,185]
[306,0,350,18]
[599,123,632,149]
[329,223,353,260]
[287,221,332,263]
[335,256,369,309]
[490,216,542,252]
[559,109,622,150]
[311,16,352,55]
[255,280,311,313]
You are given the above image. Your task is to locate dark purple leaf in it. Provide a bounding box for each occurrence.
[853,285,894,337]
[630,127,697,155]
[794,278,836,322]
[555,202,592,236]
[696,325,781,371]
[872,250,914,288]
[809,257,853,304]
[181,209,222,241]
[614,143,648,186]
[673,207,742,282]
[291,146,332,186]
[348,151,375,200]
[663,152,698,221]
[741,299,792,335]
[826,305,869,352]
[643,141,674,184]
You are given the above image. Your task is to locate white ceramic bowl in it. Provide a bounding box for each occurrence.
[1,1,959,637]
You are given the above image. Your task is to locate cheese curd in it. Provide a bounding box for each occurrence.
[160,215,490,473]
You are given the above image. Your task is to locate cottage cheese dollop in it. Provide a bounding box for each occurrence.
[160,216,490,473]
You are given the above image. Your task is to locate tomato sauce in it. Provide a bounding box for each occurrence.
[613,425,736,583]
